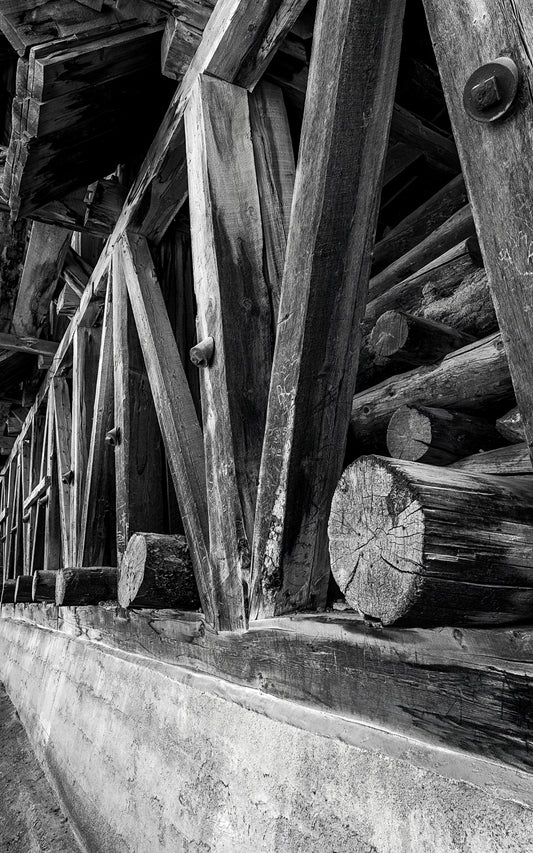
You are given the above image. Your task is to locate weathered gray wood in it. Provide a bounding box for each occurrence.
[369,205,475,300]
[249,80,295,325]
[32,569,57,602]
[367,310,474,375]
[117,233,216,627]
[43,393,61,572]
[250,0,406,618]
[51,376,71,567]
[351,333,513,450]
[112,246,166,560]
[84,179,126,234]
[0,332,58,357]
[185,74,273,628]
[55,566,117,606]
[329,455,533,626]
[78,283,115,567]
[1,579,16,604]
[421,0,533,463]
[118,532,199,609]
[389,103,459,174]
[450,443,532,476]
[11,222,72,337]
[372,174,468,272]
[496,406,524,445]
[386,404,503,465]
[14,574,33,603]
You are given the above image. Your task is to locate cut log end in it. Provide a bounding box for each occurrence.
[328,456,424,624]
[369,310,409,362]
[118,532,199,610]
[56,567,117,606]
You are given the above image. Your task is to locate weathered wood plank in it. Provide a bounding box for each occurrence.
[250,0,406,617]
[185,74,273,628]
[0,332,58,357]
[51,377,71,567]
[117,233,216,626]
[111,247,166,560]
[421,0,533,462]
[78,282,115,567]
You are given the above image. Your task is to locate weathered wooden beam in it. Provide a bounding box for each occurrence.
[69,325,100,566]
[250,0,406,618]
[117,233,216,627]
[185,74,273,628]
[11,222,72,337]
[52,377,72,567]
[1,579,15,604]
[421,0,533,463]
[14,574,32,603]
[111,246,166,560]
[496,406,524,445]
[329,455,533,626]
[0,332,58,357]
[62,247,92,295]
[451,443,532,476]
[389,103,460,173]
[118,532,199,609]
[84,179,126,234]
[78,283,115,567]
[56,282,81,318]
[351,332,513,450]
[55,566,117,606]
[22,474,50,512]
[43,393,61,572]
[126,0,311,242]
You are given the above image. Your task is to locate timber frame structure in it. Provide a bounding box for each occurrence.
[2,0,533,817]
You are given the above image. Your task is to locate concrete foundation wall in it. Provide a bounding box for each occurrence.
[0,615,532,853]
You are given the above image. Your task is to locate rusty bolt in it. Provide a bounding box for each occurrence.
[463,57,519,123]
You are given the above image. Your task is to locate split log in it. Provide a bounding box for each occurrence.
[14,574,33,603]
[369,204,475,300]
[386,405,502,465]
[496,407,524,445]
[118,532,200,610]
[368,310,473,373]
[1,579,16,604]
[328,455,533,626]
[55,567,117,606]
[351,333,513,450]
[372,174,468,272]
[450,443,532,476]
[32,570,57,602]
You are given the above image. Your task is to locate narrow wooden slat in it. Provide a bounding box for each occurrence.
[79,283,115,567]
[112,248,166,560]
[52,377,72,567]
[249,80,295,323]
[185,74,273,628]
[250,0,406,617]
[69,325,101,565]
[0,332,58,357]
[117,233,216,627]
[22,474,51,512]
[421,0,533,462]
[43,393,61,571]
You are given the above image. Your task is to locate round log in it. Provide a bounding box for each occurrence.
[450,442,532,476]
[329,455,533,626]
[369,310,474,370]
[56,567,117,606]
[32,570,57,602]
[118,533,199,610]
[1,580,16,604]
[386,404,502,465]
[15,575,33,603]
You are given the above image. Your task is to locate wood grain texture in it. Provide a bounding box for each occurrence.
[450,442,532,476]
[78,282,115,567]
[421,0,533,463]
[250,0,406,617]
[351,333,513,450]
[496,406,524,444]
[11,603,533,777]
[329,455,533,626]
[55,566,117,606]
[185,74,273,629]
[0,333,58,357]
[51,376,71,567]
[118,233,216,627]
[112,247,166,561]
[118,532,199,609]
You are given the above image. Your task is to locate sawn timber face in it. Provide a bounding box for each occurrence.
[3,603,533,777]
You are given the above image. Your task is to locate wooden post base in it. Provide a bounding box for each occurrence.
[1,580,16,604]
[32,570,58,603]
[15,575,34,603]
[118,533,200,610]
[56,567,117,606]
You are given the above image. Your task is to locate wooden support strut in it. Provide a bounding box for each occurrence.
[250,0,406,618]
[14,574,33,603]
[329,455,533,627]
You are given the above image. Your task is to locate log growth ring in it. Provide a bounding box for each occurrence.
[328,456,424,623]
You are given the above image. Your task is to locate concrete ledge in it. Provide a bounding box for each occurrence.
[0,610,533,852]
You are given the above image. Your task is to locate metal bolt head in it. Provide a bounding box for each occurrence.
[463,57,519,123]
